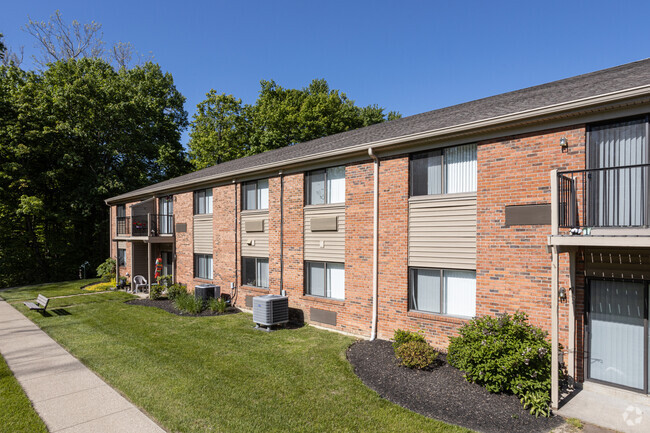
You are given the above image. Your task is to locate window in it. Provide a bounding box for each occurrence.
[410,143,477,196]
[242,179,269,210]
[159,196,174,234]
[194,254,213,279]
[409,268,476,317]
[306,166,345,205]
[242,257,269,288]
[194,189,213,214]
[116,205,126,218]
[305,261,345,300]
[117,249,126,267]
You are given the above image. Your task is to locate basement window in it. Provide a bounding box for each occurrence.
[408,268,476,318]
[242,257,269,288]
[305,261,345,300]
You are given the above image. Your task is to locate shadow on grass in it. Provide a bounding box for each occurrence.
[40,309,71,317]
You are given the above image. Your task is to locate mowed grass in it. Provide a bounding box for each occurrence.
[0,278,100,301]
[10,284,472,433]
[0,354,48,433]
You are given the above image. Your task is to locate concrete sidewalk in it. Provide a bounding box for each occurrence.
[0,300,165,433]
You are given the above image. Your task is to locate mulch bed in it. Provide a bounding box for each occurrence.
[125,298,240,317]
[347,340,564,433]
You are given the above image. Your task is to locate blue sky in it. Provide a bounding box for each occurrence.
[2,1,650,145]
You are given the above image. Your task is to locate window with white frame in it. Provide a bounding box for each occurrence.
[117,248,126,267]
[410,143,477,196]
[242,257,269,288]
[409,268,476,317]
[194,254,213,279]
[194,189,213,214]
[305,166,345,205]
[242,179,269,210]
[305,261,345,300]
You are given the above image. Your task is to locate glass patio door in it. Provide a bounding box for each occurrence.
[159,196,173,234]
[161,251,173,280]
[589,279,647,391]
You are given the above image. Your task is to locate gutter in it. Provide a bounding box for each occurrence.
[368,148,379,341]
[106,84,650,204]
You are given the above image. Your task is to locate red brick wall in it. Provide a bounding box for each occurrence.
[174,191,195,290]
[213,184,237,297]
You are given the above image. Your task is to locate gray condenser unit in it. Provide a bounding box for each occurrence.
[252,295,289,328]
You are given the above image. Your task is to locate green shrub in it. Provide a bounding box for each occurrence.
[150,284,164,300]
[208,296,228,313]
[392,328,426,351]
[166,283,187,301]
[174,292,204,314]
[157,274,173,287]
[96,258,116,281]
[395,340,438,369]
[447,311,554,417]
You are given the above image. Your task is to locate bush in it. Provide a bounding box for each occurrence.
[157,274,173,287]
[395,340,438,369]
[447,311,554,417]
[174,292,204,314]
[208,296,228,313]
[392,328,426,351]
[166,283,187,301]
[96,258,116,281]
[150,284,164,300]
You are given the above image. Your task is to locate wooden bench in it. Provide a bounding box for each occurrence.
[23,294,49,312]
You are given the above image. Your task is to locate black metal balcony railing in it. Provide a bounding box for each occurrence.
[116,214,174,237]
[558,163,650,229]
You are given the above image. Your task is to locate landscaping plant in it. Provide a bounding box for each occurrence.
[395,340,438,369]
[447,311,554,417]
[166,283,187,301]
[392,328,426,351]
[174,292,204,314]
[96,258,116,281]
[150,284,164,300]
[208,296,228,313]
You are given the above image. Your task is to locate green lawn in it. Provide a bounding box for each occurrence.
[0,354,48,433]
[7,284,472,433]
[0,278,100,302]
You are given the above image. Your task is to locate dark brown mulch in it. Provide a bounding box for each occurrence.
[125,298,240,317]
[347,340,564,433]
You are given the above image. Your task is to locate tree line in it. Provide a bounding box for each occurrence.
[0,11,399,287]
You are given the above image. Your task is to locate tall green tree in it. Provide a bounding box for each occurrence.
[0,58,188,286]
[188,78,401,168]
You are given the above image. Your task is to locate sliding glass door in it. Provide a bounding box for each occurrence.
[588,279,648,392]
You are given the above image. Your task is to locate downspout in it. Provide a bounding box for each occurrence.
[233,180,238,302]
[368,148,379,341]
[279,170,284,295]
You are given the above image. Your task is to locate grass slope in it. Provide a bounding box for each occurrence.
[0,355,48,433]
[0,278,100,301]
[12,287,471,433]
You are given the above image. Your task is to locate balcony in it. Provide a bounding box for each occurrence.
[549,164,650,248]
[115,214,175,241]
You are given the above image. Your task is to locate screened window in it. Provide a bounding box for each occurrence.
[305,261,345,300]
[242,179,269,210]
[410,143,477,196]
[242,257,269,288]
[194,189,213,214]
[117,249,126,267]
[409,268,476,317]
[306,166,345,205]
[194,254,213,279]
[116,205,126,218]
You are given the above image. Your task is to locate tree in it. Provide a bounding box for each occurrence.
[0,58,189,286]
[188,78,401,168]
[0,33,24,67]
[24,10,144,69]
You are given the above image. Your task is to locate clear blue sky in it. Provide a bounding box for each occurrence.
[2,1,650,145]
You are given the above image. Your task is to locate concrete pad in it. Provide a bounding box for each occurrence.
[19,367,106,403]
[33,385,134,431]
[56,407,165,433]
[558,383,650,433]
[8,353,85,381]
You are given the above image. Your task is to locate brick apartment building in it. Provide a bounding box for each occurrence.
[107,59,650,408]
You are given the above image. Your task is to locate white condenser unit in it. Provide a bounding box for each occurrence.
[253,295,289,329]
